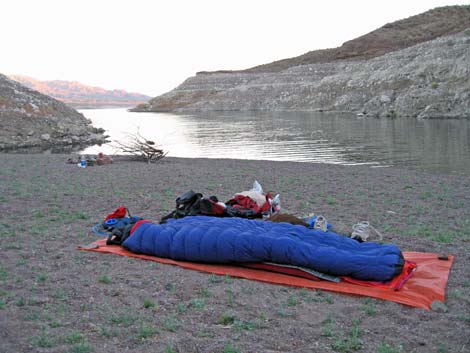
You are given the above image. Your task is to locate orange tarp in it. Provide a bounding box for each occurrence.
[79,239,453,310]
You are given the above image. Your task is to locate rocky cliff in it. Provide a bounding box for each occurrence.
[0,74,108,150]
[9,75,151,108]
[134,6,470,118]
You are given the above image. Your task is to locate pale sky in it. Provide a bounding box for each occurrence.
[1,0,468,96]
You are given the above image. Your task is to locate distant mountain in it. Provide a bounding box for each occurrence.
[0,73,108,150]
[9,75,151,108]
[242,5,470,73]
[134,5,470,118]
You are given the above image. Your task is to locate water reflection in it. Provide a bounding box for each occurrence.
[80,108,470,173]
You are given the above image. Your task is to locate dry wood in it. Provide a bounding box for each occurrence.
[112,132,167,163]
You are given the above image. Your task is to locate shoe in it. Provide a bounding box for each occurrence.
[351,221,370,242]
[314,215,328,232]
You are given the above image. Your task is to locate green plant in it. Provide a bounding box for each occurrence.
[165,282,176,292]
[0,265,9,280]
[36,273,48,283]
[162,315,179,332]
[64,331,85,344]
[30,331,55,348]
[137,323,157,339]
[143,298,155,309]
[226,289,234,306]
[54,289,70,301]
[109,311,138,327]
[176,303,187,314]
[165,345,177,353]
[219,312,236,325]
[322,316,334,337]
[70,342,93,353]
[407,224,455,243]
[378,342,403,353]
[208,274,223,284]
[24,311,40,321]
[224,274,233,283]
[331,320,363,352]
[327,196,337,205]
[15,297,26,307]
[194,330,212,338]
[33,210,45,219]
[223,343,241,353]
[418,191,432,199]
[98,274,112,284]
[361,298,377,316]
[100,327,120,338]
[258,312,268,323]
[234,320,260,331]
[190,299,206,311]
[431,81,439,89]
[437,345,448,353]
[315,291,334,304]
[287,295,300,306]
[49,320,62,328]
[199,288,211,298]
[450,289,465,300]
[73,211,89,220]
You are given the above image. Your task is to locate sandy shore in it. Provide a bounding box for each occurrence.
[1,153,469,353]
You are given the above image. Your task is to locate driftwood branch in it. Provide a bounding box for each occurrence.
[112,132,167,163]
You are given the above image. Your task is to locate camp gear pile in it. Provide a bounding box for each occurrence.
[91,181,407,284]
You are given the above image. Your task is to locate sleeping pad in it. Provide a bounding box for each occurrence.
[123,216,404,282]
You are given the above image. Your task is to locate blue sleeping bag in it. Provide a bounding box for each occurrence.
[123,216,403,282]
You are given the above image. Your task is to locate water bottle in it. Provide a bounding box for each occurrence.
[80,156,86,168]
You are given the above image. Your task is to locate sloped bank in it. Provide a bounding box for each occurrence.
[134,30,470,119]
[0,74,108,150]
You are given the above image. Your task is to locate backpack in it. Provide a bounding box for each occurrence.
[91,207,143,245]
[160,190,225,223]
[104,216,142,245]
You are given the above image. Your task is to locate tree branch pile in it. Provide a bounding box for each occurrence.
[113,132,168,163]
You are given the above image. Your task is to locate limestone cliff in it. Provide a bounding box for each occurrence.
[134,6,470,118]
[0,74,108,150]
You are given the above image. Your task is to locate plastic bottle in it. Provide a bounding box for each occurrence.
[80,156,86,168]
[271,194,281,213]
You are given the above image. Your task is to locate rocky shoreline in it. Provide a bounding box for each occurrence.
[0,74,109,151]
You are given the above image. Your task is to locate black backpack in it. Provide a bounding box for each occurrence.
[160,190,222,223]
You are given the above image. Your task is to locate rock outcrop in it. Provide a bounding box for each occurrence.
[134,6,470,118]
[0,74,108,150]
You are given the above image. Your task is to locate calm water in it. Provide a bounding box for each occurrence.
[80,108,470,174]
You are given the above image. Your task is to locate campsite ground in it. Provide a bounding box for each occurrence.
[0,153,469,353]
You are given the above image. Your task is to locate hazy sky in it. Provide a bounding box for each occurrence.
[2,0,468,96]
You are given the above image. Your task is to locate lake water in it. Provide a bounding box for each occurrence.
[80,108,470,174]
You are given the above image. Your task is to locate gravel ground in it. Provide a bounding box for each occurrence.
[0,153,469,353]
